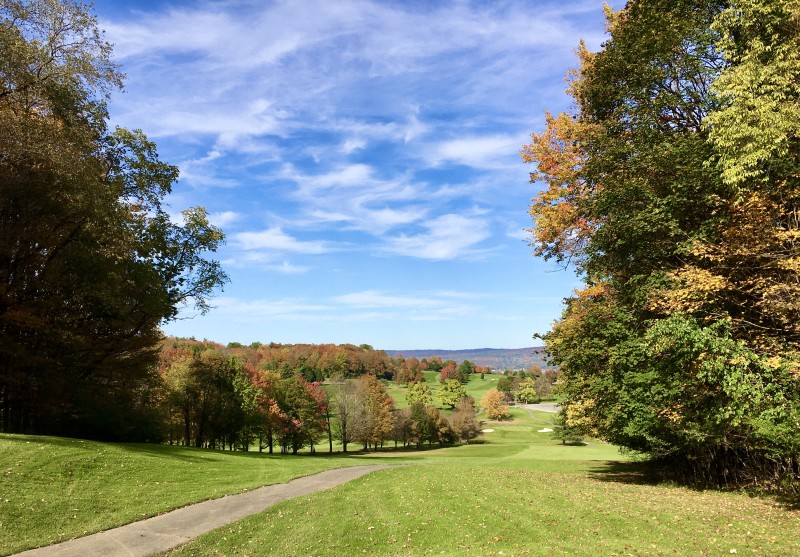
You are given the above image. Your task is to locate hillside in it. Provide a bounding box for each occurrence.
[384,347,550,371]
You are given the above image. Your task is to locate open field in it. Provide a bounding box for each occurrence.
[2,405,799,556]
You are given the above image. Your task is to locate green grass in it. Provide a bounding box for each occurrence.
[4,398,800,557]
[0,436,370,555]
[384,370,507,410]
[162,410,800,557]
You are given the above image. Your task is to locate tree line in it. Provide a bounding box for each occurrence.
[524,0,800,493]
[158,339,481,452]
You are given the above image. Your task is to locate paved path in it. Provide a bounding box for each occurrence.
[14,465,391,557]
[519,402,560,413]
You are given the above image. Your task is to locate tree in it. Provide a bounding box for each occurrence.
[457,360,475,383]
[0,0,227,438]
[496,375,517,397]
[449,397,480,444]
[439,363,460,383]
[515,378,540,404]
[481,389,510,421]
[405,380,433,407]
[408,402,431,448]
[523,0,800,490]
[551,410,584,446]
[437,379,466,409]
[348,375,394,451]
[333,380,361,453]
[428,406,455,447]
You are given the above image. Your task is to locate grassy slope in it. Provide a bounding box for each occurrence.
[386,370,504,410]
[0,436,369,555]
[164,409,800,557]
[3,379,799,556]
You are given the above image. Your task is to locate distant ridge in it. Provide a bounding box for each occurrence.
[384,347,550,371]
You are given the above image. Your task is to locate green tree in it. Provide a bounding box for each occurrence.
[405,380,433,407]
[0,0,227,438]
[437,379,466,409]
[457,360,475,382]
[515,378,540,404]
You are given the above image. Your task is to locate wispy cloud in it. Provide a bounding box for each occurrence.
[233,227,332,253]
[424,135,523,169]
[383,213,492,260]
[99,0,610,346]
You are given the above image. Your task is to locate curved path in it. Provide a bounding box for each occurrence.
[14,465,391,557]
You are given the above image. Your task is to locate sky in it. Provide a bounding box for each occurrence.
[94,0,611,350]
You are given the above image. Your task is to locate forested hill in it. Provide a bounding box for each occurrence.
[384,348,549,371]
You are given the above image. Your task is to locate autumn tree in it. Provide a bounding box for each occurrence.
[349,375,394,451]
[524,0,800,490]
[481,389,510,421]
[439,363,461,383]
[449,397,480,444]
[333,379,362,453]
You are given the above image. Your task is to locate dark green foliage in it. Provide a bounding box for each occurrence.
[0,0,227,439]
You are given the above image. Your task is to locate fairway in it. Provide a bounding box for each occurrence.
[3,404,798,557]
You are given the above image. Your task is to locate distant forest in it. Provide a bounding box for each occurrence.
[385,348,549,371]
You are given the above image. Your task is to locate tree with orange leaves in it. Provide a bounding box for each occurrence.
[524,0,800,491]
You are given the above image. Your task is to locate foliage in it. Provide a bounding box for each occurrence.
[516,378,540,404]
[405,380,433,407]
[481,389,510,421]
[524,0,800,491]
[439,362,461,383]
[0,0,227,439]
[495,375,517,395]
[449,397,480,444]
[551,410,584,446]
[457,360,476,382]
[438,379,467,409]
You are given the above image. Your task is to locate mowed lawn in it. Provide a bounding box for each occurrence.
[0,436,368,555]
[2,396,799,556]
[385,370,506,410]
[163,410,800,557]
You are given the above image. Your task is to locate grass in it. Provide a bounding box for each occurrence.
[162,409,799,556]
[384,370,510,411]
[3,396,799,556]
[0,435,370,555]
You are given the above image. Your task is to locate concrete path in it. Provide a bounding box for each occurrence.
[14,465,391,557]
[520,402,560,413]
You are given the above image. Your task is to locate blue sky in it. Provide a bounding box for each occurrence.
[95,0,610,350]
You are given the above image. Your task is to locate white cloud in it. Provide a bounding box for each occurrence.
[213,296,332,320]
[234,227,331,253]
[383,213,492,260]
[334,290,445,309]
[425,135,522,169]
[209,210,240,228]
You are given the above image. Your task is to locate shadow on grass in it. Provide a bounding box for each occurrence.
[587,459,800,510]
[586,460,662,486]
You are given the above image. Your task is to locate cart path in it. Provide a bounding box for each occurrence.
[14,464,392,557]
